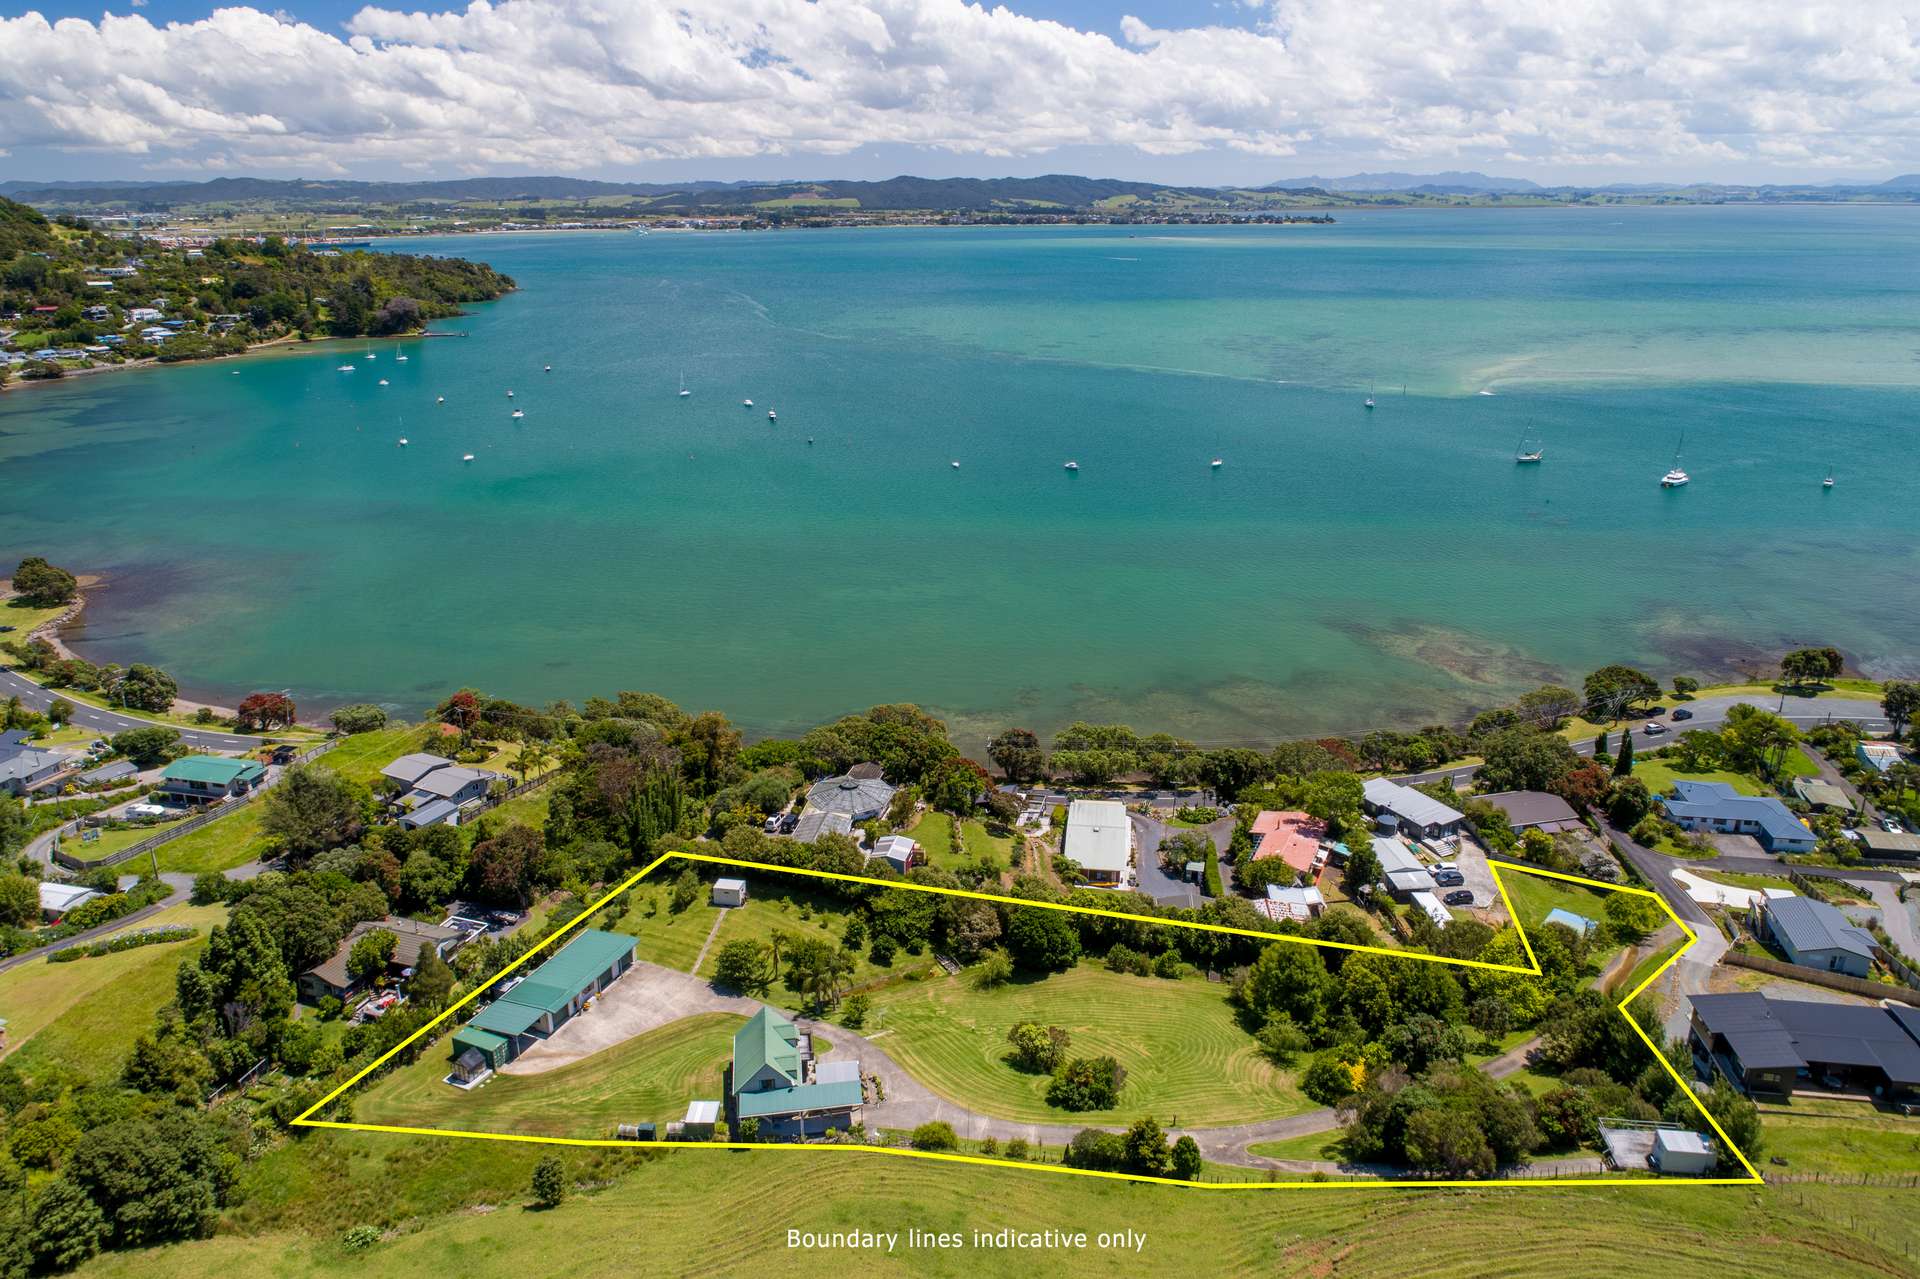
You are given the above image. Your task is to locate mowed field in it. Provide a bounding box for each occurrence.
[68,1142,1920,1279]
[0,902,225,1081]
[861,965,1310,1126]
[354,1013,741,1138]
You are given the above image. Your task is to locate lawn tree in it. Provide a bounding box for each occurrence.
[234,691,297,731]
[1514,684,1581,730]
[1582,665,1660,721]
[1671,675,1699,697]
[1122,1117,1172,1176]
[531,1155,566,1209]
[47,696,74,726]
[1882,680,1920,739]
[111,663,178,714]
[1006,1021,1071,1073]
[0,873,38,926]
[781,935,855,1010]
[1672,729,1725,772]
[11,555,78,606]
[1719,704,1799,781]
[1170,1134,1203,1181]
[261,765,372,861]
[1602,893,1663,944]
[467,822,543,907]
[1003,904,1081,972]
[712,938,775,994]
[1779,646,1843,690]
[986,727,1047,782]
[110,726,180,768]
[1475,726,1582,793]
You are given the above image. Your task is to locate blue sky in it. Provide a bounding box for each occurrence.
[1,0,1909,186]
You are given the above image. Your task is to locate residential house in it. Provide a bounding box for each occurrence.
[127,306,162,324]
[1361,778,1464,840]
[1791,777,1856,814]
[868,834,923,873]
[300,915,469,1003]
[1248,810,1325,879]
[1748,895,1876,977]
[39,882,101,922]
[1855,828,1920,860]
[1063,799,1131,885]
[0,740,66,796]
[1688,992,1920,1101]
[1857,741,1905,775]
[397,765,499,828]
[79,759,138,787]
[1659,780,1817,854]
[1372,836,1431,898]
[726,1006,863,1138]
[156,755,264,805]
[381,752,456,789]
[448,929,638,1077]
[791,809,854,844]
[1479,790,1584,834]
[802,763,896,824]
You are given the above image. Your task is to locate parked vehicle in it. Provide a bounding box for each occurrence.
[1885,818,1906,834]
[1443,889,1474,906]
[1433,869,1465,887]
[1670,707,1693,721]
[779,813,800,834]
[1644,720,1668,735]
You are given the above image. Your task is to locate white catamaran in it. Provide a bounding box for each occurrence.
[1661,434,1690,488]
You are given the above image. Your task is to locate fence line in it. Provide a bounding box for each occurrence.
[1721,950,1920,1006]
[51,738,340,872]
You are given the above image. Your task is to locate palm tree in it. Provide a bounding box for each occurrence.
[516,739,553,785]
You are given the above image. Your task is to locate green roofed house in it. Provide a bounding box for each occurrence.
[157,754,265,805]
[726,1006,864,1137]
[447,929,637,1084]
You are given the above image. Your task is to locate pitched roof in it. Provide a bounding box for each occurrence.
[1250,810,1324,872]
[1662,781,1813,845]
[0,748,61,784]
[303,916,466,990]
[1479,790,1581,830]
[382,752,453,785]
[1760,895,1876,964]
[80,759,138,784]
[733,1005,803,1090]
[805,770,895,818]
[1790,778,1855,810]
[792,809,853,843]
[469,997,545,1036]
[1371,836,1424,874]
[1363,778,1463,828]
[161,754,264,785]
[410,765,493,798]
[870,835,918,869]
[734,1078,864,1119]
[400,798,460,828]
[1064,799,1130,872]
[39,883,100,913]
[1691,992,1920,1084]
[499,929,636,1015]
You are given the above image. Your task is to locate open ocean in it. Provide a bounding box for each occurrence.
[3,206,1918,749]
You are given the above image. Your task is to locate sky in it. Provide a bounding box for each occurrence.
[2,0,1918,187]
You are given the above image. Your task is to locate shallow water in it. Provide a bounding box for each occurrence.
[3,207,1916,748]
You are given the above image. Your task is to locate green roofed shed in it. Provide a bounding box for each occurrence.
[161,755,265,786]
[451,1026,510,1070]
[500,929,636,1016]
[469,998,544,1037]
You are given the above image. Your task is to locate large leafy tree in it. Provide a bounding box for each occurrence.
[1881,681,1920,739]
[234,691,297,731]
[110,725,181,768]
[10,555,78,606]
[63,1110,233,1248]
[467,822,543,907]
[1779,646,1843,690]
[987,727,1047,782]
[1582,665,1660,720]
[111,663,178,714]
[1475,725,1582,792]
[261,765,372,860]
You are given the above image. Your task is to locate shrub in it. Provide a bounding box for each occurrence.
[1047,1056,1125,1111]
[1004,1137,1030,1162]
[341,1224,381,1252]
[531,1155,566,1208]
[909,1121,957,1151]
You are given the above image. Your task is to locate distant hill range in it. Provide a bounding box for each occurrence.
[6,171,1920,214]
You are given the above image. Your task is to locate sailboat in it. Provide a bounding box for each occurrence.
[1823,467,1835,489]
[679,372,691,398]
[395,353,408,362]
[1514,431,1543,464]
[742,398,753,408]
[364,346,375,360]
[1364,382,1376,410]
[1661,433,1690,488]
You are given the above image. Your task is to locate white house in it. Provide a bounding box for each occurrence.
[39,882,102,922]
[1064,799,1131,885]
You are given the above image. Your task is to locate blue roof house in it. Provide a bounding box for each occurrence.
[1660,781,1817,854]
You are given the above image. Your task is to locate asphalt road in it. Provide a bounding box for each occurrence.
[0,668,266,750]
[1398,693,1889,788]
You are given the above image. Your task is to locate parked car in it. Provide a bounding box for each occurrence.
[1433,869,1466,887]
[778,813,799,834]
[1443,889,1474,906]
[1670,707,1693,721]
[763,815,781,833]
[1644,720,1668,735]
[1430,861,1457,874]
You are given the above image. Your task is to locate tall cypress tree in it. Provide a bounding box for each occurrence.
[1613,729,1635,777]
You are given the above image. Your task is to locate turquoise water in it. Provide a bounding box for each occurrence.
[3,207,1918,749]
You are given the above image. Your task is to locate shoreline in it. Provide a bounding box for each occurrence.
[0,328,456,396]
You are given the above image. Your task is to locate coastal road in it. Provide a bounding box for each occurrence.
[1599,821,1730,1043]
[1396,694,1888,789]
[0,669,266,751]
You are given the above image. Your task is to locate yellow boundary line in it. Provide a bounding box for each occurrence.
[292,851,1762,1188]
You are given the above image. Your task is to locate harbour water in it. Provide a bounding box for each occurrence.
[3,207,1918,748]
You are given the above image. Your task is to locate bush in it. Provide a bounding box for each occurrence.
[531,1155,566,1208]
[1104,943,1151,976]
[1004,1137,1030,1162]
[1006,1021,1070,1074]
[330,703,390,734]
[342,1224,381,1252]
[1064,1128,1126,1170]
[1301,1050,1362,1105]
[909,1121,957,1151]
[1047,1056,1125,1111]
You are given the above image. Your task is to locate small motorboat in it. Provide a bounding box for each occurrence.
[743,398,753,407]
[378,379,389,386]
[768,409,777,421]
[398,437,408,446]
[507,389,514,398]
[462,453,475,463]
[436,395,445,404]
[543,364,551,373]
[1210,458,1223,468]
[511,409,524,419]
[336,364,355,372]
[1064,460,1079,471]
[951,460,961,469]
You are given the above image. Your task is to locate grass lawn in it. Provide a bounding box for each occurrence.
[1762,1113,1920,1175]
[354,1012,740,1139]
[477,789,549,832]
[1245,1129,1348,1162]
[606,885,718,974]
[0,597,69,651]
[0,902,225,1082]
[1616,937,1685,1000]
[960,819,1014,868]
[859,965,1310,1127]
[1633,760,1768,798]
[69,1138,1920,1279]
[150,803,273,873]
[906,810,958,864]
[689,880,903,988]
[311,725,423,785]
[64,817,192,861]
[1497,867,1612,938]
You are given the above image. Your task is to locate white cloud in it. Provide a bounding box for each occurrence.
[2,0,1918,176]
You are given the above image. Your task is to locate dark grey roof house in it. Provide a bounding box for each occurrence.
[1749,895,1876,977]
[1479,790,1583,834]
[1688,992,1920,1100]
